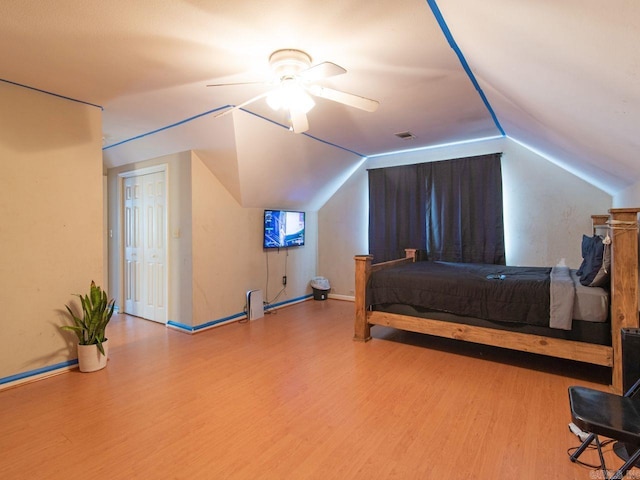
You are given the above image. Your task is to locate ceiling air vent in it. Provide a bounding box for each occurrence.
[394,131,415,140]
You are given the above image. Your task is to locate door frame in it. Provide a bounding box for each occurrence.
[118,164,169,323]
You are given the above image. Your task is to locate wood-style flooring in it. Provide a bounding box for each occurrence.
[0,299,628,479]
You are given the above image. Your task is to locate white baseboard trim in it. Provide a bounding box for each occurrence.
[327,293,355,302]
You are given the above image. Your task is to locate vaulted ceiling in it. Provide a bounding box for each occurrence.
[2,0,638,210]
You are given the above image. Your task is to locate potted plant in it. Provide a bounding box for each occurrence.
[61,281,115,372]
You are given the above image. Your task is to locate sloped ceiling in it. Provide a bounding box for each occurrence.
[437,0,640,194]
[1,0,638,210]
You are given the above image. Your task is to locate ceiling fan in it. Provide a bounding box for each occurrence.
[208,49,379,133]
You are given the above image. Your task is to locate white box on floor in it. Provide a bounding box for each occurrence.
[246,289,264,320]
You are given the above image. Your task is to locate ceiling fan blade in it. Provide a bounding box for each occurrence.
[307,85,379,112]
[206,81,268,87]
[288,108,309,133]
[214,91,271,117]
[299,62,346,82]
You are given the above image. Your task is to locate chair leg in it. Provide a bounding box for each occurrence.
[593,436,610,480]
[570,433,596,463]
[612,446,640,479]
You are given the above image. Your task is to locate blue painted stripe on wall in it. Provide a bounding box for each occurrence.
[426,0,506,136]
[102,103,365,158]
[167,313,246,333]
[168,295,314,332]
[0,78,103,110]
[0,359,78,386]
[265,294,313,311]
[166,320,196,332]
[238,109,366,158]
[193,312,247,332]
[103,105,231,150]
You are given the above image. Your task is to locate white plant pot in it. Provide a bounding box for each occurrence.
[77,340,109,372]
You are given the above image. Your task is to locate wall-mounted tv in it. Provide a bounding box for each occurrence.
[264,210,305,249]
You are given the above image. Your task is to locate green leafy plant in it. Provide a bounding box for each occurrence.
[61,281,115,356]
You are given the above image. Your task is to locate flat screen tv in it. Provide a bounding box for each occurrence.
[263,210,305,249]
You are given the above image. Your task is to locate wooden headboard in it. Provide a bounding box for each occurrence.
[608,208,640,391]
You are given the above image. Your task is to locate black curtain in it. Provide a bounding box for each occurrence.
[368,163,428,263]
[368,153,505,264]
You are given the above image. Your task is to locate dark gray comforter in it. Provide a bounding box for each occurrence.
[368,261,562,327]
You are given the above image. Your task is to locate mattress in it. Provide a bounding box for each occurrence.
[571,270,609,323]
[368,261,610,326]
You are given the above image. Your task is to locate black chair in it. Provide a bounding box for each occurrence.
[569,378,640,479]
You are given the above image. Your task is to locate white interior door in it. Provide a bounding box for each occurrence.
[142,172,167,323]
[123,170,167,323]
[124,176,143,317]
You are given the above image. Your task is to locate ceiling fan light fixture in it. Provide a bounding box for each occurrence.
[266,80,315,113]
[210,48,378,133]
[265,90,281,111]
[268,49,312,77]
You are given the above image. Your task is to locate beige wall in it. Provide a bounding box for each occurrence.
[316,158,369,299]
[107,151,317,329]
[318,137,613,298]
[0,82,103,380]
[191,152,317,325]
[501,138,612,267]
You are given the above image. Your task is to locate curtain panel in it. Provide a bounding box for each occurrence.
[368,163,428,262]
[368,153,505,264]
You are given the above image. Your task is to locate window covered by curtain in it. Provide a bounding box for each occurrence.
[368,153,505,264]
[368,162,428,262]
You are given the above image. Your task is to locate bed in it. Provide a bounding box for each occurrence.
[354,208,640,393]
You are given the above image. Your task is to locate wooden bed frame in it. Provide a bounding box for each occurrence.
[354,208,640,393]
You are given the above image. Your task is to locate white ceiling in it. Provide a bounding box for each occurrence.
[2,0,638,210]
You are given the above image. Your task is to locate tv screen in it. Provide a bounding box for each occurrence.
[264,210,305,249]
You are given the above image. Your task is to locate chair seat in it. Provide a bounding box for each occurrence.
[570,386,640,445]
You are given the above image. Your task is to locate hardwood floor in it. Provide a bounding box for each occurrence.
[0,299,628,479]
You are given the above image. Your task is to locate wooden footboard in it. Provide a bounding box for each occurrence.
[355,210,640,393]
[354,250,416,342]
[367,310,613,366]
